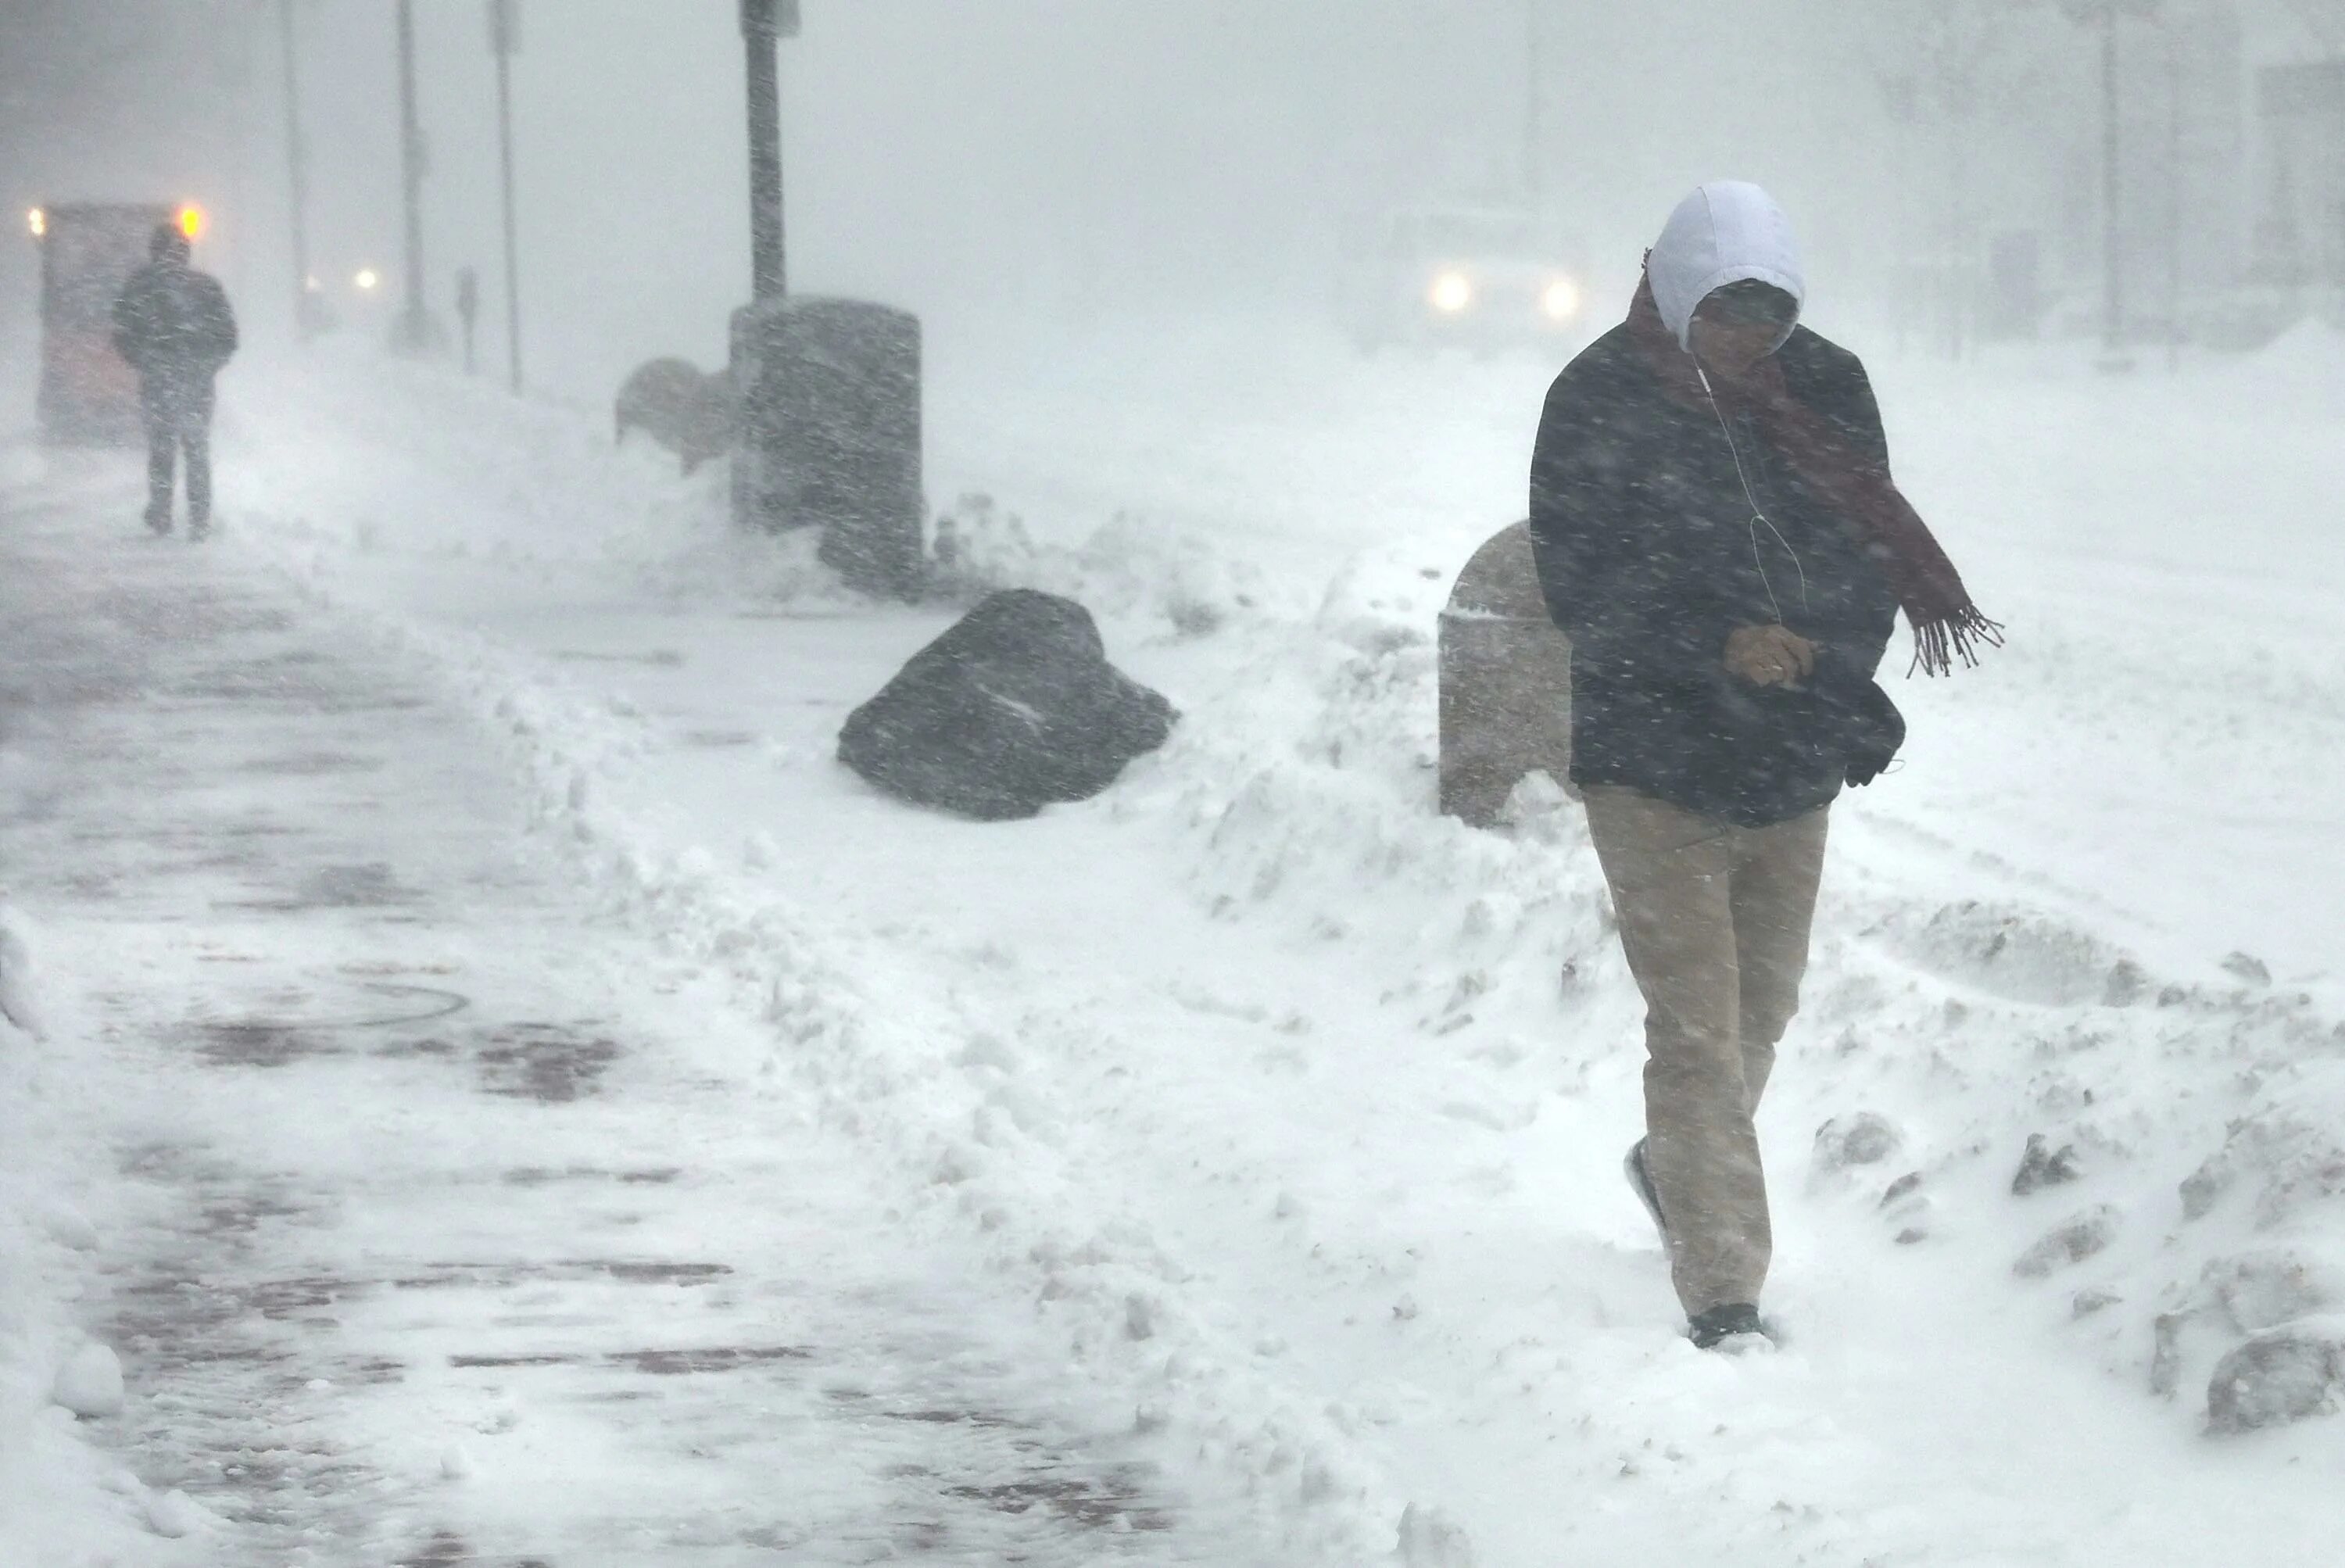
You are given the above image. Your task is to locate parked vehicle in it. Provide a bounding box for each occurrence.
[28,202,204,446]
[1341,205,1590,353]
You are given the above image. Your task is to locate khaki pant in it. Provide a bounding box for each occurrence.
[1581,786,1830,1317]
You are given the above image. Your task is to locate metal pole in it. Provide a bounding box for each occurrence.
[396,0,430,351]
[2166,25,2182,372]
[277,0,315,339]
[1523,0,1545,212]
[743,1,786,299]
[496,40,524,390]
[2100,7,2128,364]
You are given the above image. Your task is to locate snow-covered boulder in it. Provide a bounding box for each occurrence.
[2013,1205,2121,1279]
[2207,1320,2345,1434]
[52,1342,124,1418]
[0,893,48,1040]
[1395,1503,1477,1566]
[1813,1112,1903,1174]
[143,1487,214,1538]
[2180,1108,2345,1231]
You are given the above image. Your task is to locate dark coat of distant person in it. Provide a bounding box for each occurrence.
[113,238,238,404]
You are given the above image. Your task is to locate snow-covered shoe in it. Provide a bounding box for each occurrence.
[1624,1138,1669,1252]
[1689,1302,1772,1351]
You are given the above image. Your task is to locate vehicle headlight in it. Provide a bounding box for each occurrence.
[354,267,382,292]
[1541,277,1581,322]
[27,207,46,238]
[1429,271,1473,314]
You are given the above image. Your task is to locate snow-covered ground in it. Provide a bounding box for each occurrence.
[6,313,2345,1563]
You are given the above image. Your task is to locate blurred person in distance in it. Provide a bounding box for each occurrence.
[1527,181,2000,1351]
[113,223,239,540]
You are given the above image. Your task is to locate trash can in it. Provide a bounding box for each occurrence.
[1438,520,1574,828]
[732,295,925,599]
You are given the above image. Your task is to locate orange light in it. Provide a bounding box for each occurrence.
[178,205,206,242]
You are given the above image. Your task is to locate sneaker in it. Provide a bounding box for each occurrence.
[1624,1139,1669,1253]
[1688,1302,1771,1351]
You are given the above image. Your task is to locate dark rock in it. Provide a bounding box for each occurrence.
[2221,951,2273,988]
[2180,1115,2345,1229]
[837,590,1176,822]
[1814,1112,1903,1173]
[1878,1171,1931,1240]
[2013,1205,2121,1278]
[2012,1133,2084,1196]
[2211,1251,2332,1334]
[2180,1151,2232,1223]
[2101,958,2150,1006]
[2207,1326,2345,1434]
[2151,1310,2190,1398]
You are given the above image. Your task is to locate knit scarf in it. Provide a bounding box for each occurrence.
[1627,273,2003,677]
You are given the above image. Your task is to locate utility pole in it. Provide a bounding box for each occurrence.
[1523,0,1546,213]
[2165,22,2182,372]
[395,0,432,353]
[277,0,318,339]
[2099,7,2128,367]
[741,0,797,299]
[2064,0,2159,371]
[490,0,524,391]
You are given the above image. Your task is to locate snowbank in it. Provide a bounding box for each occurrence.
[0,909,184,1561]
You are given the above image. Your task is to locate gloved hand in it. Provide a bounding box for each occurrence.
[1724,624,1817,687]
[1844,682,1906,787]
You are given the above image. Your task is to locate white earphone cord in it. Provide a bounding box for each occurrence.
[1695,363,1807,626]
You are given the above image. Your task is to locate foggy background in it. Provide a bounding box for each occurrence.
[3,0,2340,408]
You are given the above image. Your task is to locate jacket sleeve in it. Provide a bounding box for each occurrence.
[198,279,239,367]
[1527,367,1727,686]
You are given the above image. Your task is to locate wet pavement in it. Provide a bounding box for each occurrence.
[0,465,1273,1565]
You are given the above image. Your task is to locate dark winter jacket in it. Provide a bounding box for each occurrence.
[112,263,238,393]
[1527,321,1903,828]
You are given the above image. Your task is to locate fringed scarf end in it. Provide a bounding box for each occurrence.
[1907,608,2007,678]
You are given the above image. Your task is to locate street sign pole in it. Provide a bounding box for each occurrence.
[490,0,524,391]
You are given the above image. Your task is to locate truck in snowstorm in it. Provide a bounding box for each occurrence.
[1341,205,1590,356]
[27,202,204,446]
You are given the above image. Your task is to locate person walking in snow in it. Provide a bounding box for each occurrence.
[1527,182,2000,1350]
[113,224,238,539]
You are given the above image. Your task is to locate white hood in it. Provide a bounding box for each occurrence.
[1647,181,1806,350]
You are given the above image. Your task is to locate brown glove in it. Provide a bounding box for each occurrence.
[1724,625,1817,688]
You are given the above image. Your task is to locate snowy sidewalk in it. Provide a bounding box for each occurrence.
[0,460,1279,1566]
